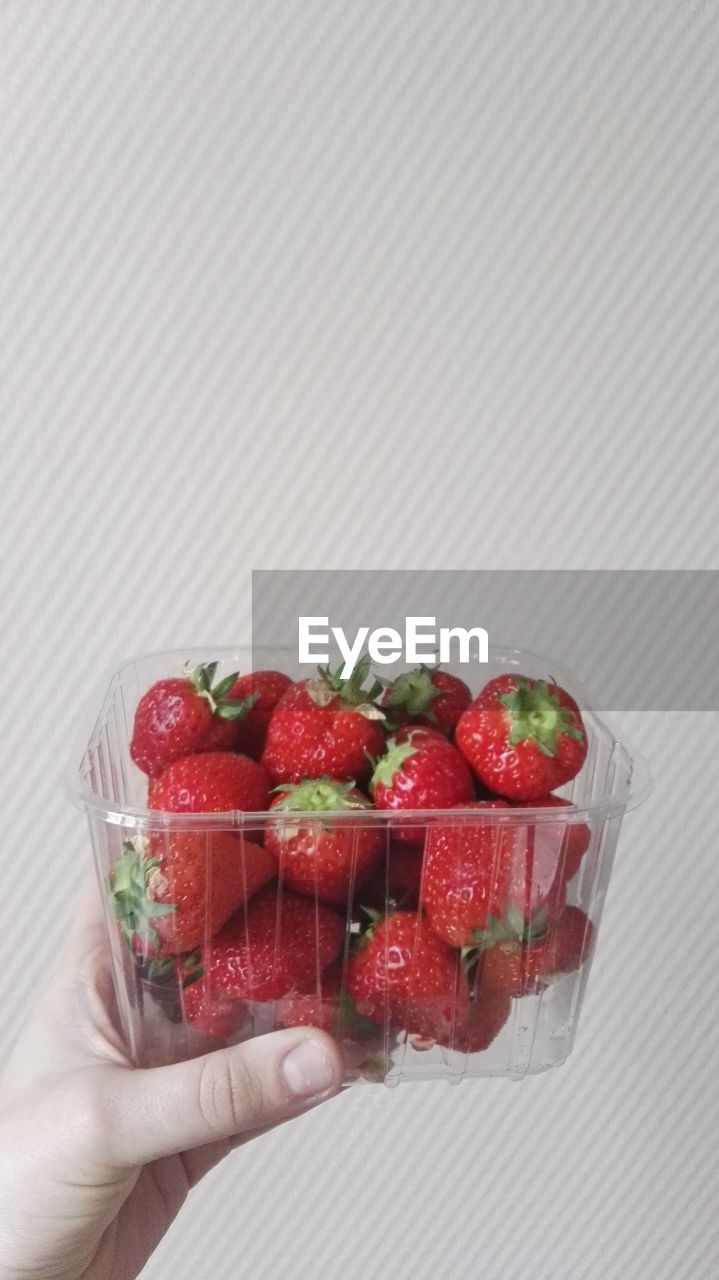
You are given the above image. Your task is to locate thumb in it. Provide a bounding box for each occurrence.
[103,1027,344,1167]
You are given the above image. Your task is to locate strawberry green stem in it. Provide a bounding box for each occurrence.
[181,661,258,721]
[370,737,418,791]
[384,666,439,717]
[313,652,385,708]
[499,679,583,758]
[272,777,369,812]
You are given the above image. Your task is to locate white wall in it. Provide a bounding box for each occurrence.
[1,3,717,1277]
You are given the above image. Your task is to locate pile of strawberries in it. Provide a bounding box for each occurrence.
[110,656,594,1059]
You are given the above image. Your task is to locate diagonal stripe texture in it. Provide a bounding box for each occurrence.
[0,2,718,1277]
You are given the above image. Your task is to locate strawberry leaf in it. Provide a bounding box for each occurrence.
[470,913,515,948]
[505,904,526,937]
[213,672,239,699]
[316,652,385,708]
[108,840,177,955]
[182,661,257,719]
[200,661,218,689]
[215,694,258,721]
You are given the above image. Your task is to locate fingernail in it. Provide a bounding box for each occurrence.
[282,1038,336,1099]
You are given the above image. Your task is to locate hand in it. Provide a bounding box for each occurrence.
[0,880,345,1280]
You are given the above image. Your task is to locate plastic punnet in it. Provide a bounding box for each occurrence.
[67,646,650,1085]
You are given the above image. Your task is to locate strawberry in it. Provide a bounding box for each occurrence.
[369,727,475,844]
[506,847,565,933]
[130,661,256,777]
[454,799,556,928]
[455,674,588,801]
[346,910,465,1038]
[500,795,591,928]
[148,750,270,814]
[412,985,512,1054]
[455,986,512,1052]
[479,906,594,997]
[454,796,586,928]
[274,964,382,1048]
[198,885,345,1002]
[181,980,249,1039]
[412,797,571,943]
[381,665,471,734]
[420,806,518,946]
[228,670,293,760]
[265,777,382,906]
[435,799,568,932]
[108,833,276,956]
[511,794,590,885]
[274,961,344,1033]
[261,656,386,787]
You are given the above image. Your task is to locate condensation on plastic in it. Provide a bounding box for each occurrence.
[66,646,651,1085]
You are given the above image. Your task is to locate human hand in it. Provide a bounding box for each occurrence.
[0,880,345,1280]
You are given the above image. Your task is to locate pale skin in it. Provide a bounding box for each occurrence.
[0,883,345,1280]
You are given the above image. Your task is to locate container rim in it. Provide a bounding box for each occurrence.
[64,642,653,828]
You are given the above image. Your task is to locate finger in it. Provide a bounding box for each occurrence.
[39,876,120,1037]
[1,879,118,1091]
[103,1028,344,1167]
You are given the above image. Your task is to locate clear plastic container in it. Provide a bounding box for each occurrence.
[67,646,651,1085]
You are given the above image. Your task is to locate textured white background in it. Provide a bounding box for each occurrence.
[1,2,718,1277]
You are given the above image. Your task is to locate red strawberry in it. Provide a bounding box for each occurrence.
[419,799,567,940]
[506,845,565,932]
[275,965,383,1048]
[109,832,275,956]
[381,666,472,734]
[412,985,512,1054]
[370,727,475,844]
[480,906,594,997]
[420,807,518,946]
[199,886,345,1002]
[456,986,512,1052]
[455,675,588,801]
[440,799,565,930]
[511,794,590,885]
[346,910,465,1038]
[130,662,256,777]
[181,980,249,1039]
[262,656,386,786]
[228,670,294,760]
[275,961,344,1033]
[148,751,270,814]
[501,795,591,928]
[265,777,382,906]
